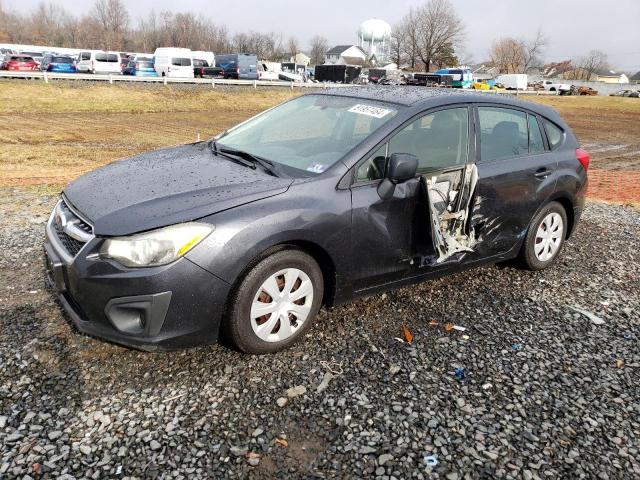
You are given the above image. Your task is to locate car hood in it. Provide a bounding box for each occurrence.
[63,142,293,236]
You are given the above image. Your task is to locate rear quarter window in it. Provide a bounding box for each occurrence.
[543,120,564,149]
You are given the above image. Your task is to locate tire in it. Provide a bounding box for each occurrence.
[224,249,324,354]
[521,201,568,271]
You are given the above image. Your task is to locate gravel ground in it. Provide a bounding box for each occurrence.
[1,188,639,480]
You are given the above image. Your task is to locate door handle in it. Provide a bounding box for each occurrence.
[534,168,550,178]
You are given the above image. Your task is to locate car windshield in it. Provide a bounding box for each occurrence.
[96,53,118,62]
[217,95,399,175]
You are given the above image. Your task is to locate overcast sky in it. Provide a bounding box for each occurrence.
[8,0,640,71]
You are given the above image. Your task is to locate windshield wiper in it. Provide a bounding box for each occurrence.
[214,142,279,177]
[210,140,256,170]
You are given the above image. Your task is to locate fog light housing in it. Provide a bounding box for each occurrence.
[104,292,172,336]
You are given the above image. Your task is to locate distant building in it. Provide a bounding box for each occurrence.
[631,71,640,84]
[290,52,310,67]
[471,64,500,80]
[543,60,574,78]
[324,45,367,66]
[594,69,629,84]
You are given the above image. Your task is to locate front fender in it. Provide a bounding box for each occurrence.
[185,183,352,286]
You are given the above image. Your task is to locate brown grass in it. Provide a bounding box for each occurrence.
[0,81,300,186]
[1,81,639,187]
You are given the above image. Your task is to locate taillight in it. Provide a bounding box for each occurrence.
[236,67,240,74]
[576,148,590,172]
[135,63,139,71]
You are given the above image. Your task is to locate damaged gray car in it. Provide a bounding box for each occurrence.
[45,86,588,353]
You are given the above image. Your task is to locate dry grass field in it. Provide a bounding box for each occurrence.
[1,80,639,188]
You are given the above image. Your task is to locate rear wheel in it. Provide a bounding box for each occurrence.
[225,249,323,354]
[521,201,567,270]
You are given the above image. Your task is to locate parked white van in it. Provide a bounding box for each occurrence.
[191,51,214,68]
[77,51,122,74]
[153,48,194,78]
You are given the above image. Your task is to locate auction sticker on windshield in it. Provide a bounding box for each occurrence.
[348,104,392,119]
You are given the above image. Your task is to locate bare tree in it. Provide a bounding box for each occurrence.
[309,35,328,65]
[286,36,299,60]
[575,50,609,80]
[402,9,421,70]
[490,37,525,73]
[389,24,405,67]
[0,0,12,42]
[90,0,129,50]
[414,0,464,71]
[522,29,546,72]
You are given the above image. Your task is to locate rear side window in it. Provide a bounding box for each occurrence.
[81,52,91,60]
[543,120,564,149]
[95,53,118,62]
[528,115,545,154]
[478,107,528,161]
[171,57,191,66]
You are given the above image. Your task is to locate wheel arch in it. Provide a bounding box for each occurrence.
[532,194,575,239]
[226,240,337,310]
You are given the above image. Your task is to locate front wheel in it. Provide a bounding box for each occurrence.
[224,249,324,354]
[521,201,567,270]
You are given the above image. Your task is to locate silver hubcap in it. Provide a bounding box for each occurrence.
[250,268,313,342]
[534,212,564,262]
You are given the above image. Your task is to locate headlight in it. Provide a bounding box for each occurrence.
[99,222,213,268]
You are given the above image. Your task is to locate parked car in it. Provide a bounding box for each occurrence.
[192,58,223,78]
[122,56,157,76]
[44,87,588,353]
[39,54,77,73]
[215,54,258,80]
[153,48,194,78]
[77,51,122,74]
[1,54,38,71]
[610,89,639,98]
[18,51,44,66]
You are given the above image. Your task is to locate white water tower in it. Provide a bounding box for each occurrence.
[358,19,392,64]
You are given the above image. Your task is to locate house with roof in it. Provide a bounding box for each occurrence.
[594,69,629,84]
[324,45,367,66]
[630,71,640,84]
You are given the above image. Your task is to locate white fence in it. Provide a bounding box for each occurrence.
[0,70,349,89]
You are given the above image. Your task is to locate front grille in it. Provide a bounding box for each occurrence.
[51,199,94,258]
[53,219,85,256]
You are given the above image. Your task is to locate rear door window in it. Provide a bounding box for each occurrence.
[478,107,529,161]
[528,115,545,154]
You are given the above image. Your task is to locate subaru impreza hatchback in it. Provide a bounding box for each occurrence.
[44,87,588,353]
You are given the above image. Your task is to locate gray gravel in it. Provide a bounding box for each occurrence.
[1,188,639,479]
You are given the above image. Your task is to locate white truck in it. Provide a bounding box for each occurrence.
[542,80,571,94]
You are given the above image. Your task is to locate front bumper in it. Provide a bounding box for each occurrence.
[44,208,231,351]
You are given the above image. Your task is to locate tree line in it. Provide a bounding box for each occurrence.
[0,0,330,64]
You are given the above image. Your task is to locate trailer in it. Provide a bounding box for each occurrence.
[314,64,361,84]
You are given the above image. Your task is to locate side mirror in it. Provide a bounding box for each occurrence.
[377,153,419,200]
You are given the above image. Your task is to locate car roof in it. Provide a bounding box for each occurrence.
[315,86,562,122]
